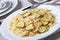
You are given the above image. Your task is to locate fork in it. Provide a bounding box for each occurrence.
[23,0,52,10]
[23,0,60,11]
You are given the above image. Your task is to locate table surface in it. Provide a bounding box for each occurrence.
[0,0,60,40]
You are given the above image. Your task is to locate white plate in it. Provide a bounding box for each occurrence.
[34,0,47,3]
[0,5,60,40]
[33,0,57,3]
[0,1,11,13]
[0,0,18,16]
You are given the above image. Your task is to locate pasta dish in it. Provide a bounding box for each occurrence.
[8,8,55,37]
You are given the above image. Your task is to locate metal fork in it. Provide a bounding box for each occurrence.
[23,0,52,10]
[23,0,60,11]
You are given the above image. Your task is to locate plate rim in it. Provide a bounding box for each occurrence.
[0,0,18,16]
